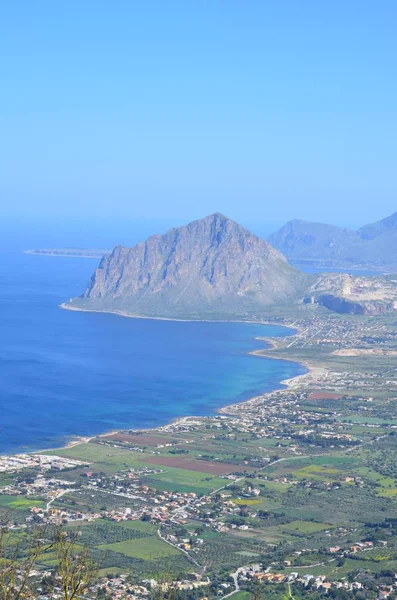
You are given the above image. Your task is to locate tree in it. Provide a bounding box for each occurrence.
[54,529,96,600]
[251,579,263,600]
[0,520,95,600]
[0,521,50,600]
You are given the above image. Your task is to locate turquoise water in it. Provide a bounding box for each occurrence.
[0,241,306,454]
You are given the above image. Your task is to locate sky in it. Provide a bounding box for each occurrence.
[1,0,396,230]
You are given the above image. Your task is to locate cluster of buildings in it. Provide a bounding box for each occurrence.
[3,312,397,598]
[0,453,86,472]
[254,570,364,591]
[89,573,211,600]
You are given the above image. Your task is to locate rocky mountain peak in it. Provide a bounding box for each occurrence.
[66,214,307,319]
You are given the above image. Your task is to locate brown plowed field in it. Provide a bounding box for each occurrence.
[308,392,341,400]
[145,455,249,475]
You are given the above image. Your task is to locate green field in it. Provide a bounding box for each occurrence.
[44,442,227,494]
[44,443,144,472]
[281,520,332,535]
[143,466,226,494]
[98,536,180,560]
[266,454,361,484]
[110,519,157,534]
[227,592,251,600]
[0,495,45,510]
[355,547,397,562]
[233,498,263,506]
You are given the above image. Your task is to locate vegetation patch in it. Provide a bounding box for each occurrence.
[145,455,249,475]
[0,495,45,510]
[281,520,332,535]
[98,537,180,560]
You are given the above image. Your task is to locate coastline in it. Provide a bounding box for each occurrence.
[51,347,313,454]
[60,302,293,327]
[34,353,312,456]
[217,340,318,416]
[2,305,314,458]
[29,322,314,457]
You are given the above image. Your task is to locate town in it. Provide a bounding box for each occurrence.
[2,310,397,599]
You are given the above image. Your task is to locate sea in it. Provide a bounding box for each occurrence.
[0,218,306,455]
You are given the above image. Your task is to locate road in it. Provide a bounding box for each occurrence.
[221,566,246,598]
[157,526,202,568]
[288,582,295,599]
[45,488,72,512]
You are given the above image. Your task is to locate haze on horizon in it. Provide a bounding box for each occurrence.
[1,0,396,229]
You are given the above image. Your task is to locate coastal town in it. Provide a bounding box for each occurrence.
[2,310,397,599]
[3,0,397,596]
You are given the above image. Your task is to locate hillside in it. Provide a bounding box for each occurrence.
[268,220,359,260]
[64,213,309,319]
[304,273,397,315]
[268,211,397,271]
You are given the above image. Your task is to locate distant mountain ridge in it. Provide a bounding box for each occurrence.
[65,213,309,319]
[268,219,359,259]
[268,211,397,270]
[358,211,397,240]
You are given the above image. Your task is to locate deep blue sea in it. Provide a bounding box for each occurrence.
[0,219,306,454]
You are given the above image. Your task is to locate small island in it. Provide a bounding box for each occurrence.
[24,248,110,259]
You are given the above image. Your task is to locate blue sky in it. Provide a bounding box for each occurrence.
[1,0,396,229]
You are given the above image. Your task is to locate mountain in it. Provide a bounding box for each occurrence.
[64,213,309,319]
[268,219,359,259]
[357,211,397,240]
[268,211,397,271]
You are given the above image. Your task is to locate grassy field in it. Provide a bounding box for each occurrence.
[233,498,263,506]
[233,525,291,544]
[44,443,144,472]
[281,520,333,535]
[0,495,45,510]
[355,547,397,562]
[143,465,226,494]
[110,519,157,533]
[243,479,292,493]
[227,592,251,600]
[45,441,227,494]
[267,454,360,483]
[98,536,180,560]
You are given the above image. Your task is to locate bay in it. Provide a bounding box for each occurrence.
[0,236,306,455]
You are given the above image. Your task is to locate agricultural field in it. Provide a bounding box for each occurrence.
[98,536,179,560]
[0,495,45,510]
[6,312,397,596]
[354,547,397,561]
[145,455,247,475]
[44,443,145,472]
[280,520,332,535]
[141,465,227,494]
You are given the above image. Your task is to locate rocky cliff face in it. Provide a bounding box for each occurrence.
[304,273,397,315]
[67,213,308,319]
